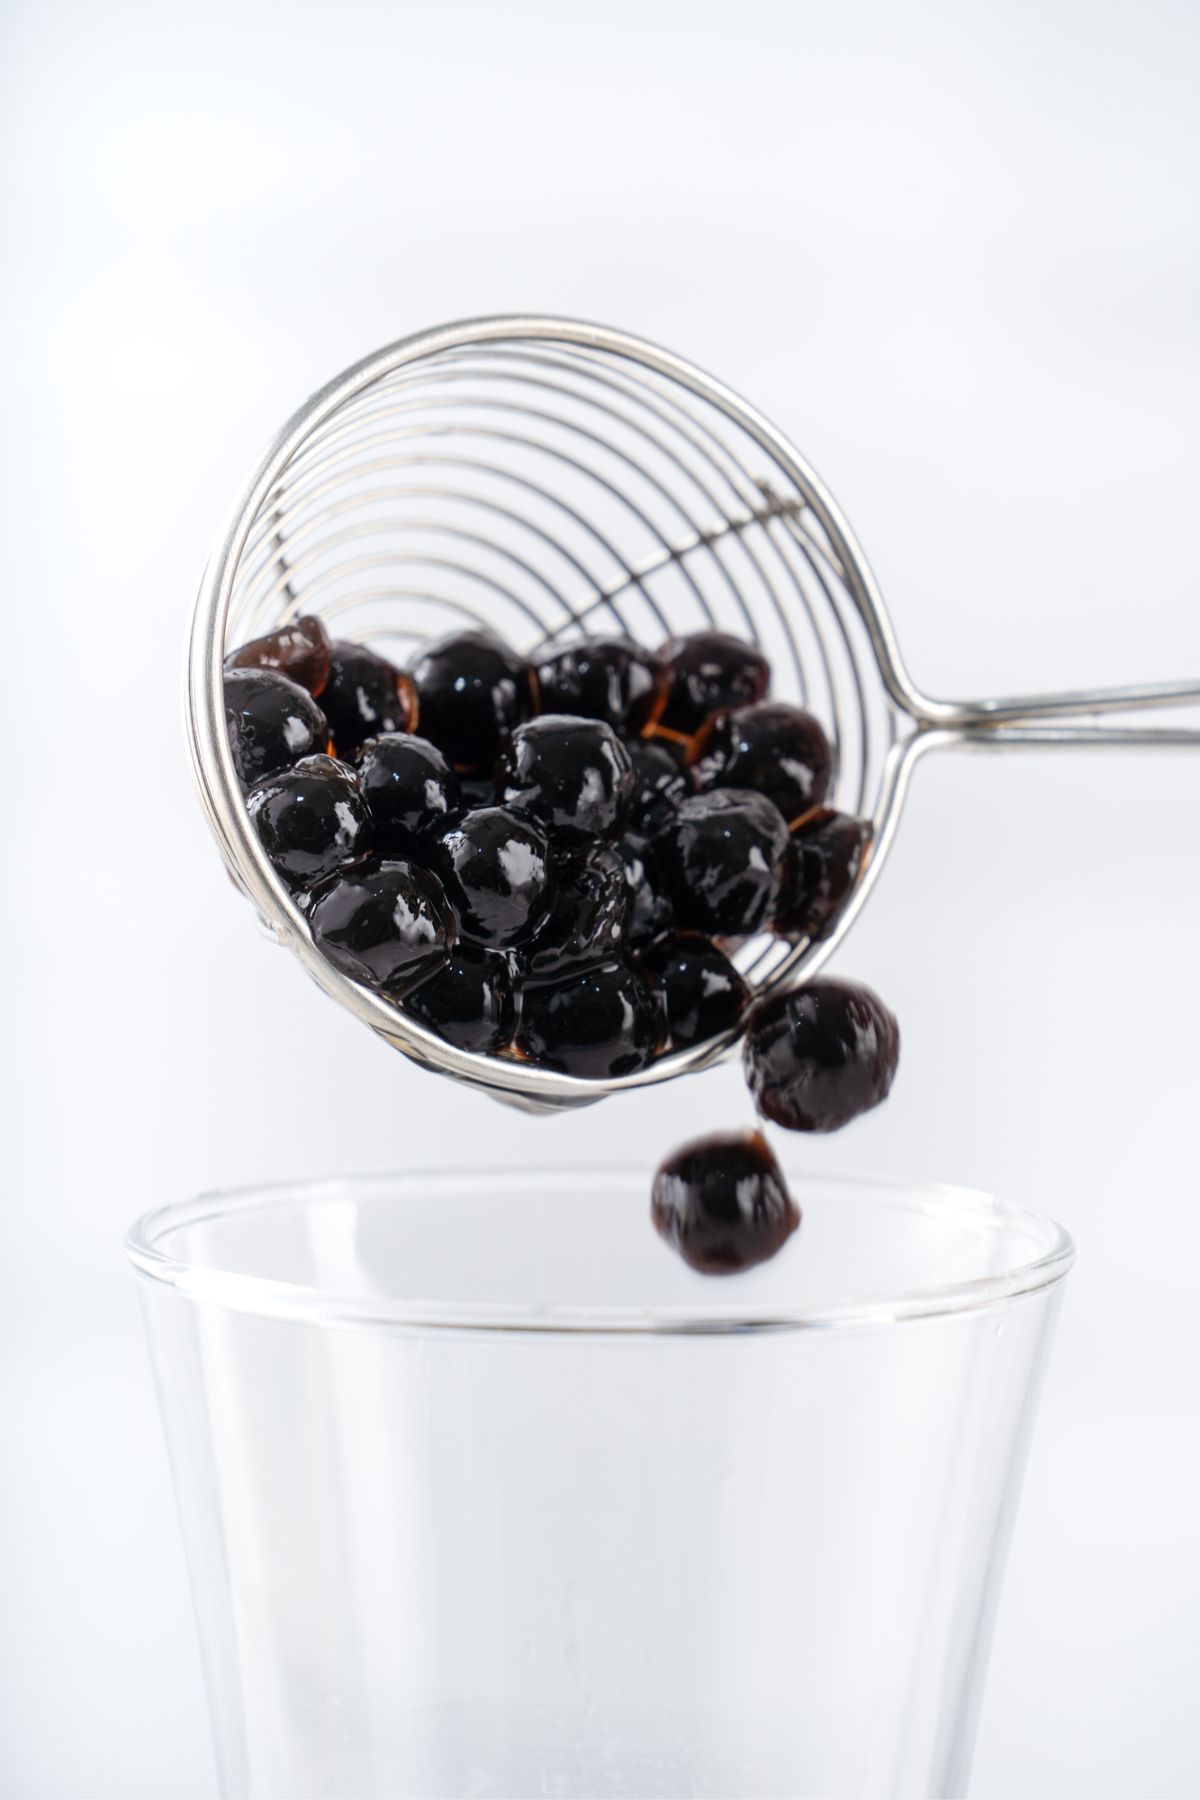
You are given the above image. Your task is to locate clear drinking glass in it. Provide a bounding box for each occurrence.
[127,1168,1073,1800]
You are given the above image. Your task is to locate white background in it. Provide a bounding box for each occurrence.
[2,2,1198,1794]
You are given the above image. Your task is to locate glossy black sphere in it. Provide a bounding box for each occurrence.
[224,667,330,787]
[404,946,515,1054]
[515,959,664,1077]
[775,811,870,942]
[655,789,789,936]
[246,755,368,885]
[356,733,459,852]
[429,806,552,948]
[321,641,415,759]
[308,859,454,996]
[626,740,693,837]
[694,702,833,824]
[517,843,628,981]
[499,715,635,842]
[743,978,900,1133]
[651,1130,799,1275]
[224,614,332,696]
[534,636,667,734]
[657,631,772,739]
[410,630,534,771]
[639,933,752,1049]
[618,834,676,948]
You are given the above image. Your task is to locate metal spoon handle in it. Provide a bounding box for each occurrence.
[912,677,1200,743]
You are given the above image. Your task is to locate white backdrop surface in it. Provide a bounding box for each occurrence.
[2,2,1198,1795]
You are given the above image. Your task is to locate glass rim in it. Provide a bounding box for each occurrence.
[125,1166,1074,1337]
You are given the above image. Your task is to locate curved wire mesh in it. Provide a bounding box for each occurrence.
[196,321,908,1105]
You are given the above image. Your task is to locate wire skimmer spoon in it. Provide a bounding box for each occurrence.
[188,315,1200,1112]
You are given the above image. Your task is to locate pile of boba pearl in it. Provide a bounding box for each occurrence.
[224,616,900,1231]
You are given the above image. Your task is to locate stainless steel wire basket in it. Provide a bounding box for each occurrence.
[188,315,1200,1110]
